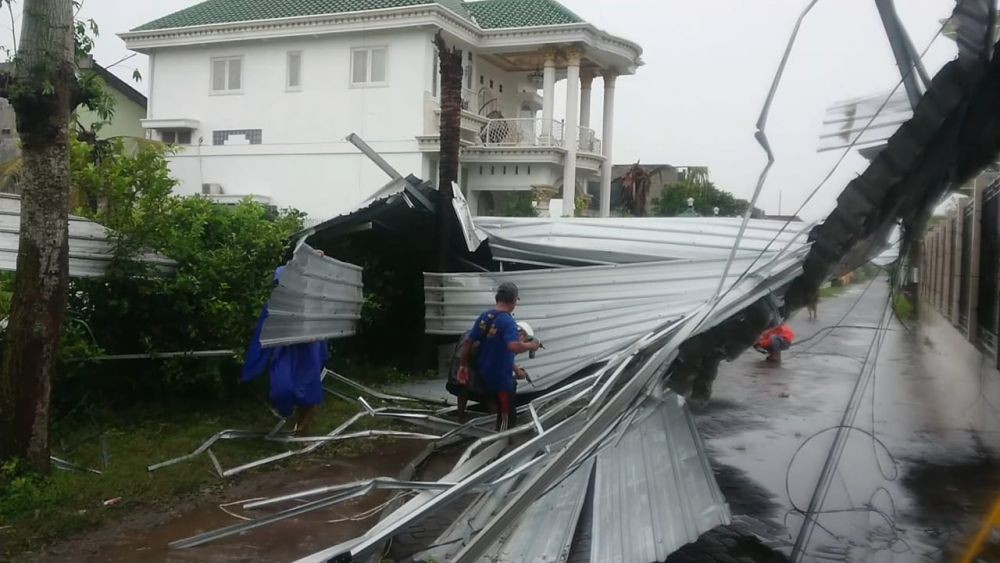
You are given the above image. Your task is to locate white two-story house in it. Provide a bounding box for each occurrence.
[120,0,642,219]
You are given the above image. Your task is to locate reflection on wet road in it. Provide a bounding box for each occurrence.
[693,278,1000,562]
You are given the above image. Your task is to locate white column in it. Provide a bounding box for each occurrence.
[561,49,582,217]
[599,70,617,218]
[579,71,593,129]
[541,50,556,142]
[468,189,480,216]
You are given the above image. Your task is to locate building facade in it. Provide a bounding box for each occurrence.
[0,61,147,168]
[121,0,642,219]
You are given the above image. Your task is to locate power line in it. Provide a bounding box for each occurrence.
[705,14,953,323]
[790,278,896,560]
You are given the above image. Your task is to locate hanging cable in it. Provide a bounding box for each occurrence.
[790,281,895,560]
[707,0,822,311]
[705,15,953,322]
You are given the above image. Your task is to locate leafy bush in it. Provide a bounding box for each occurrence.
[54,138,303,406]
[494,192,538,217]
[651,179,750,217]
[894,293,915,322]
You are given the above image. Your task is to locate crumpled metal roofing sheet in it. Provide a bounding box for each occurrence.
[425,224,812,389]
[295,228,805,563]
[0,194,174,277]
[410,394,730,563]
[485,457,595,563]
[259,242,363,348]
[591,394,730,563]
[474,216,813,266]
[818,89,912,153]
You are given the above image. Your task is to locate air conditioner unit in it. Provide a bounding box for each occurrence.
[202,183,224,195]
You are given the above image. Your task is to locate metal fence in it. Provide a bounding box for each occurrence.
[921,177,1000,361]
[978,184,999,352]
[959,202,973,331]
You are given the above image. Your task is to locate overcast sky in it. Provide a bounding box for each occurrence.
[2,0,959,219]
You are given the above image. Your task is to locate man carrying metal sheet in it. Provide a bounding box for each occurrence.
[241,266,327,434]
[458,282,540,431]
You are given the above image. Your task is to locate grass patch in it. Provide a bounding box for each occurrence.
[894,293,916,322]
[0,373,407,559]
[819,285,846,299]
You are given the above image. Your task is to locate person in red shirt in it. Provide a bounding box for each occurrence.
[754,324,794,362]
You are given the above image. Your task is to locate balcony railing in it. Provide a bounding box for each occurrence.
[476,118,602,153]
[577,126,602,154]
[461,88,479,112]
[479,118,564,148]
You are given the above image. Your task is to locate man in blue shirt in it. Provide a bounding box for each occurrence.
[458,282,540,431]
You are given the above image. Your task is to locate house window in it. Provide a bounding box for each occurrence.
[211,56,243,93]
[160,129,192,145]
[213,129,262,145]
[351,47,387,86]
[287,51,302,90]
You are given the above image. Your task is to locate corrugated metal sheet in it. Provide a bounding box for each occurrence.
[486,457,595,563]
[818,89,912,153]
[590,395,730,563]
[425,218,813,389]
[294,227,804,563]
[476,216,812,266]
[259,243,363,348]
[0,194,174,277]
[294,174,436,243]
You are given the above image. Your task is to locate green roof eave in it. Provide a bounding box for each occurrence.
[132,0,473,32]
[132,0,586,32]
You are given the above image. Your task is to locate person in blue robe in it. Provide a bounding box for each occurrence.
[241,266,328,434]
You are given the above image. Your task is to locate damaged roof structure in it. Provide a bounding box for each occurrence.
[162,1,1000,561]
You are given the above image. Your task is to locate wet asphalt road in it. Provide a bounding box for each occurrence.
[693,278,1000,562]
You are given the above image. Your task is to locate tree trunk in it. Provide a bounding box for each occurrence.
[0,0,76,474]
[434,31,463,272]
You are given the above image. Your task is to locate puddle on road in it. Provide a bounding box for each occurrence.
[900,449,1000,557]
[710,458,783,522]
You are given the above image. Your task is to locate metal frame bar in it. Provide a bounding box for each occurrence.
[874,0,926,108]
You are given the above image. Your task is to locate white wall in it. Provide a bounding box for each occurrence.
[473,57,536,118]
[169,144,425,217]
[467,161,559,191]
[149,29,434,218]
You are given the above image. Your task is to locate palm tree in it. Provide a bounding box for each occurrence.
[434,31,463,272]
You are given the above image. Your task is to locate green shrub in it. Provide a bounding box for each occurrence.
[894,293,915,322]
[53,138,303,407]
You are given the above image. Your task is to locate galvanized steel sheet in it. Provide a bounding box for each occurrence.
[0,194,174,277]
[591,395,730,563]
[259,243,363,348]
[475,216,813,265]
